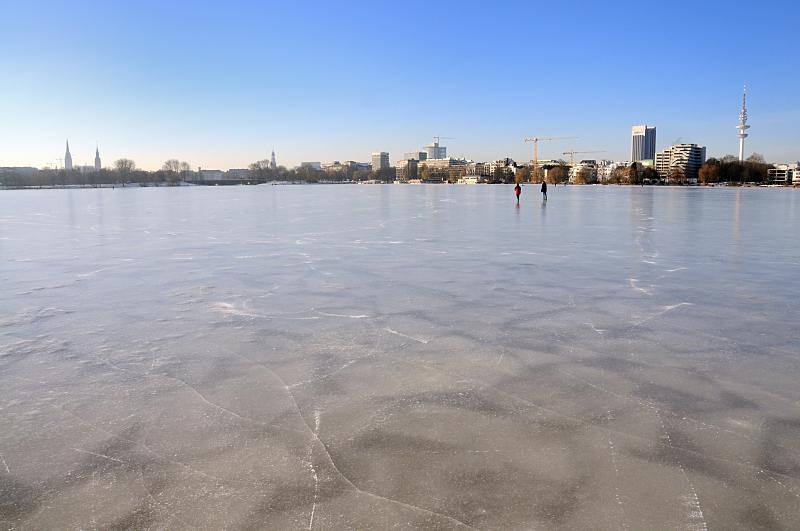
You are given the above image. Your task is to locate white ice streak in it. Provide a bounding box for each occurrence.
[210,302,320,320]
[383,328,429,344]
[655,411,708,531]
[72,447,124,463]
[317,311,370,319]
[0,453,9,474]
[607,438,629,530]
[584,323,607,335]
[628,278,652,296]
[307,410,322,530]
[632,302,692,327]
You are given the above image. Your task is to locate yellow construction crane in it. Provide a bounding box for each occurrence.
[523,136,576,183]
[562,150,606,166]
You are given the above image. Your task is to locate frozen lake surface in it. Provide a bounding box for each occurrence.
[1,185,799,529]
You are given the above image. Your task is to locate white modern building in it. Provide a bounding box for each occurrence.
[596,160,631,182]
[631,125,656,162]
[569,160,598,183]
[371,152,389,171]
[655,144,706,183]
[767,163,798,185]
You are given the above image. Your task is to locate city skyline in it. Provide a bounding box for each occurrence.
[2,1,799,170]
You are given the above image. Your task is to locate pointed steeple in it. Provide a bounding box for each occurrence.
[94,143,101,171]
[270,147,277,169]
[64,139,73,170]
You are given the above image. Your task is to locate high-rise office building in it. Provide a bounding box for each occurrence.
[425,140,447,160]
[403,151,427,161]
[64,140,73,170]
[631,125,656,162]
[372,152,389,171]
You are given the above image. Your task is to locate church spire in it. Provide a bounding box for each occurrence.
[64,139,73,171]
[94,143,101,171]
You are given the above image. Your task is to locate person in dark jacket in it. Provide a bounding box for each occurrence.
[541,181,548,201]
[514,182,522,205]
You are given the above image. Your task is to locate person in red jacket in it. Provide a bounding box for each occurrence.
[514,182,522,205]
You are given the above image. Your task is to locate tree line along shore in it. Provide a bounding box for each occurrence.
[1,154,790,188]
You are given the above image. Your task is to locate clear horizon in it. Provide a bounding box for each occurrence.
[2,0,799,170]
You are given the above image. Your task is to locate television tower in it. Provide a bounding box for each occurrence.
[737,85,750,162]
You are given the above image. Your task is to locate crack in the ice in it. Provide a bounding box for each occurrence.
[288,322,383,390]
[397,357,800,487]
[307,410,321,530]
[267,362,476,530]
[164,375,303,435]
[57,405,229,485]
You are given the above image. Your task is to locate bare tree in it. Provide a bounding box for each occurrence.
[114,159,136,176]
[699,161,721,185]
[747,153,766,164]
[573,168,592,185]
[162,159,181,172]
[669,167,686,184]
[545,165,566,184]
[249,159,272,180]
[179,161,192,182]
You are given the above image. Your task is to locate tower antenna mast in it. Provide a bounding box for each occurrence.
[737,85,750,162]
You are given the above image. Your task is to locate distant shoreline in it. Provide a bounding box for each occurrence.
[1,182,796,191]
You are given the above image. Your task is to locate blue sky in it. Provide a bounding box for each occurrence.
[2,0,798,170]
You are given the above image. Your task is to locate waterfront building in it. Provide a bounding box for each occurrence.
[395,159,418,181]
[597,160,631,182]
[767,163,799,185]
[321,161,344,173]
[345,161,371,172]
[371,152,389,171]
[198,169,225,181]
[65,140,73,170]
[569,160,598,183]
[226,168,250,180]
[655,144,706,183]
[418,157,467,181]
[631,125,656,162]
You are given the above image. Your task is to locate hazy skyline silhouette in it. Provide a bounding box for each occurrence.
[2,0,799,170]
